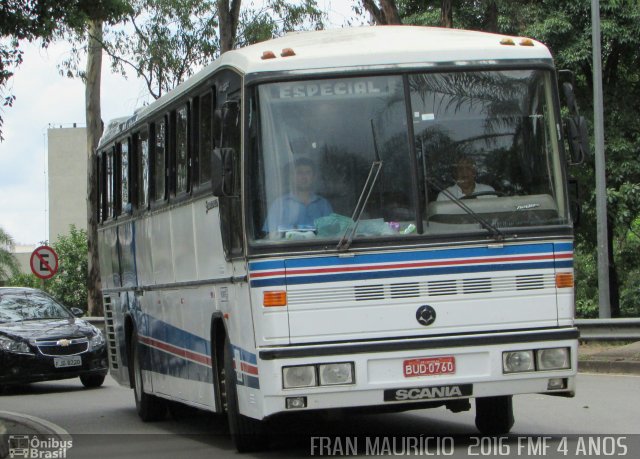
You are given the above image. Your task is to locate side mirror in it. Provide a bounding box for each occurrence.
[561,82,589,165]
[565,115,589,165]
[71,307,85,318]
[212,147,238,197]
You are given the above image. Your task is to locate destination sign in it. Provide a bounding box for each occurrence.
[274,78,398,99]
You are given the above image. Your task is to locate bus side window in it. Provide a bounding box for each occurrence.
[106,149,114,220]
[198,91,214,186]
[97,152,105,223]
[119,139,131,214]
[215,70,243,259]
[175,104,189,195]
[152,118,167,203]
[136,129,150,210]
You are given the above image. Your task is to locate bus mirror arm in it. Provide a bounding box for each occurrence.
[212,147,237,197]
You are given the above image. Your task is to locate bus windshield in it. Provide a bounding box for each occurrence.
[248,70,569,246]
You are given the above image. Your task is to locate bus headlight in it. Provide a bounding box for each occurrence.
[282,365,316,388]
[536,348,570,370]
[319,363,354,385]
[503,350,534,373]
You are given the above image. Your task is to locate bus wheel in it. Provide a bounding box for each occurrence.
[223,337,268,452]
[131,331,166,421]
[475,395,514,435]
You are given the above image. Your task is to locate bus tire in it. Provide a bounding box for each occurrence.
[223,337,268,452]
[131,330,167,422]
[475,395,514,435]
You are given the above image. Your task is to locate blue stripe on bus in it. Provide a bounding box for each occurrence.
[243,374,260,389]
[249,259,286,271]
[283,244,554,269]
[145,315,212,358]
[249,260,559,287]
[248,244,556,273]
[554,242,573,252]
[233,345,258,365]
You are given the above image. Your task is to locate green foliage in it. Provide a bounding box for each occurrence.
[399,0,640,318]
[1,0,130,138]
[238,0,324,47]
[0,227,19,280]
[47,226,89,311]
[6,272,42,289]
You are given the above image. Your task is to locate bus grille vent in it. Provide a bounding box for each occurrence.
[516,274,545,290]
[355,284,385,301]
[390,282,421,298]
[428,280,457,296]
[103,296,119,370]
[463,278,492,294]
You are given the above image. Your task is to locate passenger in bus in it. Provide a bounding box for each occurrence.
[263,157,333,236]
[437,156,496,201]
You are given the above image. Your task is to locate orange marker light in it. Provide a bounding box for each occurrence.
[281,48,296,57]
[556,273,574,288]
[263,291,287,307]
[261,50,276,60]
[519,38,535,46]
[500,38,515,46]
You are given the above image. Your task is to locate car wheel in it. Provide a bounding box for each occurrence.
[80,374,105,388]
[475,395,515,435]
[223,337,268,452]
[131,330,167,421]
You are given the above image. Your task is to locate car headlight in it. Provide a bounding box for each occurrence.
[0,336,33,355]
[89,330,105,350]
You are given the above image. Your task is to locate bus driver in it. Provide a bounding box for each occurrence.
[263,157,333,236]
[437,156,496,201]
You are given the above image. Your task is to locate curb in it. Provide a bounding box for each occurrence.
[0,411,70,436]
[578,359,640,375]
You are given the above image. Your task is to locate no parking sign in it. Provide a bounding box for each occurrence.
[30,245,59,280]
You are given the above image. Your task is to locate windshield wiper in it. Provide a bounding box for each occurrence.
[427,177,505,241]
[337,120,383,251]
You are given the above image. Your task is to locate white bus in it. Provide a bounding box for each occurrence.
[97,26,581,451]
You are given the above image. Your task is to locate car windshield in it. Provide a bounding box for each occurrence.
[248,70,569,246]
[0,291,73,323]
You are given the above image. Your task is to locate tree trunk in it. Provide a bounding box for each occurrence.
[483,1,499,33]
[85,19,104,317]
[362,0,402,25]
[441,0,453,28]
[218,0,242,53]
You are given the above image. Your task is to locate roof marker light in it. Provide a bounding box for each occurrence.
[261,50,276,60]
[500,38,515,46]
[520,38,535,46]
[281,48,296,57]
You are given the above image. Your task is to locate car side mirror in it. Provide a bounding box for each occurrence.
[71,307,85,318]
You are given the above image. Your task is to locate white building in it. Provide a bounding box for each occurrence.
[47,126,88,243]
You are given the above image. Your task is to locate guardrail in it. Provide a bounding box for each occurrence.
[85,317,640,342]
[575,318,640,341]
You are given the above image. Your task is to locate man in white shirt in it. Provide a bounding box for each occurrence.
[437,157,496,201]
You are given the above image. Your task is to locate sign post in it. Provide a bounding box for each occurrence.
[30,246,59,281]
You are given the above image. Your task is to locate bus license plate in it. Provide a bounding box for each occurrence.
[54,356,82,368]
[403,356,455,377]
